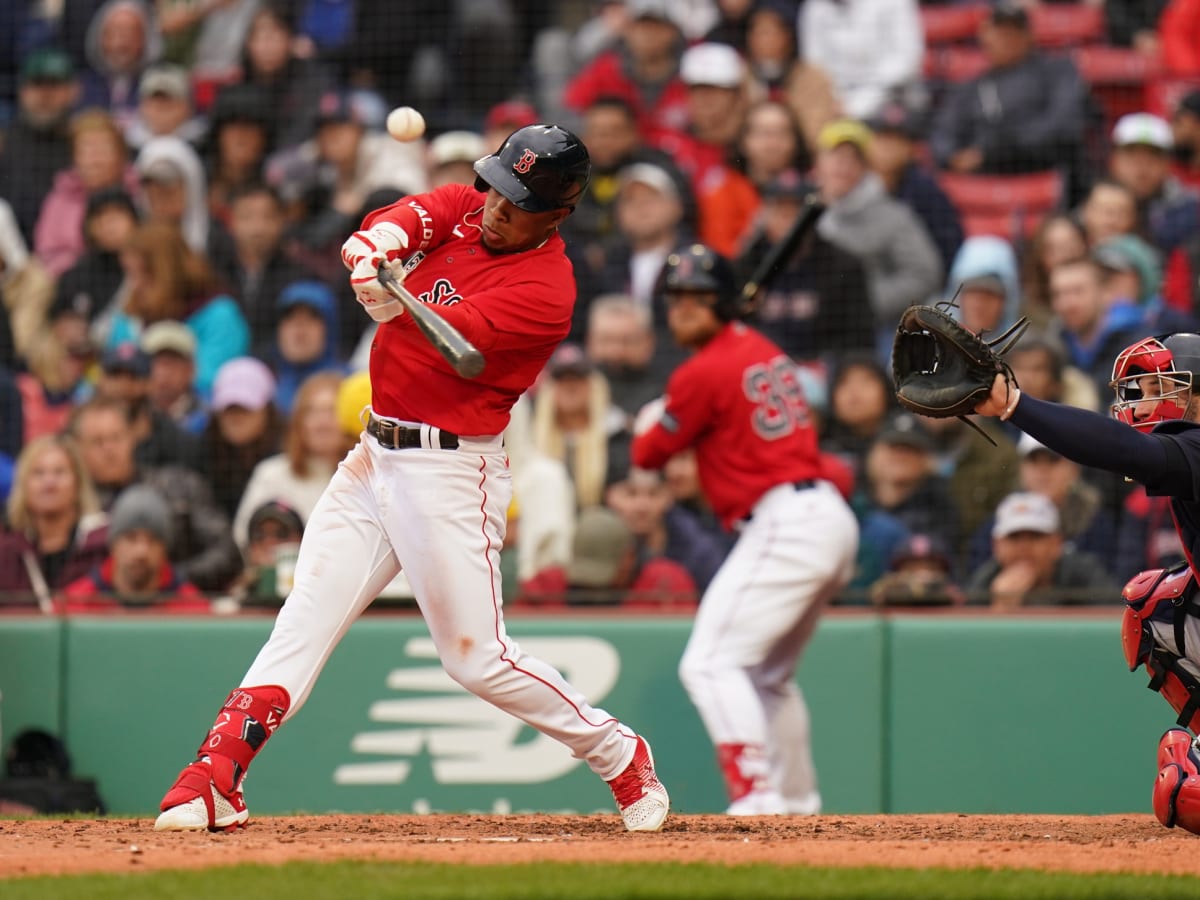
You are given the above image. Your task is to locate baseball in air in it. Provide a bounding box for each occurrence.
[387,106,426,142]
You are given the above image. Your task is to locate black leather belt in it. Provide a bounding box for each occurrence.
[367,416,459,450]
[739,480,820,526]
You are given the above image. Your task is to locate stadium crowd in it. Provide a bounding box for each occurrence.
[1,0,1199,613]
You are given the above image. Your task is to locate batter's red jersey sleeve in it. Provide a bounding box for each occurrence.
[361,185,576,435]
[631,323,823,529]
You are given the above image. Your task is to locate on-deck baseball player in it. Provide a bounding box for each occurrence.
[154,124,669,833]
[974,333,1200,835]
[629,243,859,815]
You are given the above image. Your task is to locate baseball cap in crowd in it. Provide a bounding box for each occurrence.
[1093,234,1162,301]
[1112,113,1173,151]
[101,343,151,377]
[760,168,810,201]
[211,357,276,412]
[817,119,873,157]
[992,492,1060,539]
[680,43,745,89]
[959,272,1007,297]
[21,48,74,84]
[888,533,953,573]
[619,161,681,200]
[84,185,138,222]
[548,343,594,379]
[566,506,635,589]
[248,500,305,542]
[429,130,487,168]
[140,320,196,359]
[1016,433,1062,461]
[277,280,335,316]
[315,89,371,128]
[626,0,678,25]
[484,100,539,135]
[139,64,189,101]
[876,414,934,452]
[867,101,921,141]
[988,1,1030,29]
[109,484,173,545]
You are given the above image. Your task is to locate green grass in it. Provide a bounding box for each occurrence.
[5,861,1200,900]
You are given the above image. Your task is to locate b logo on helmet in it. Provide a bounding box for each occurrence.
[513,149,537,175]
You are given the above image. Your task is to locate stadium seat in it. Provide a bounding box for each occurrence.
[1029,4,1106,48]
[1144,77,1200,119]
[920,4,989,46]
[1073,46,1163,86]
[938,171,1065,241]
[928,46,989,83]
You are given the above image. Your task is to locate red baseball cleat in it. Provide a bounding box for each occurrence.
[607,736,669,832]
[155,756,249,832]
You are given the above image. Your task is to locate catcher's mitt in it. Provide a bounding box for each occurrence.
[892,300,1029,438]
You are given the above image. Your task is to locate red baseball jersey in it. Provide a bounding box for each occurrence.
[631,322,823,529]
[360,184,575,435]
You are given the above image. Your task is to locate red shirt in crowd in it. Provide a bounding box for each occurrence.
[58,558,209,614]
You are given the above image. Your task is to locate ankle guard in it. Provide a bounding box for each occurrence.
[1122,565,1200,731]
[199,685,290,788]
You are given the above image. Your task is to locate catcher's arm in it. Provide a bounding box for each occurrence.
[974,374,1020,419]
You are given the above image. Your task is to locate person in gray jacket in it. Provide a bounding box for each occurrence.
[813,119,943,358]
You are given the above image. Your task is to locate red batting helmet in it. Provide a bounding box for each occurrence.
[1110,333,1200,430]
[473,124,591,213]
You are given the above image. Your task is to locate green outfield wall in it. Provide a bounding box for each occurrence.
[0,611,1165,816]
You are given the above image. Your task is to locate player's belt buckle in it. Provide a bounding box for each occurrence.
[368,415,459,450]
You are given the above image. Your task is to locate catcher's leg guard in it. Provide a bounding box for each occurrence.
[1152,727,1200,833]
[156,685,290,832]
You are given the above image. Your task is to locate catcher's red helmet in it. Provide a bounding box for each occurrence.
[1110,333,1200,430]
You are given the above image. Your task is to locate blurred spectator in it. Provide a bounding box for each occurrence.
[58,483,209,612]
[71,396,242,590]
[1173,91,1200,189]
[743,0,797,99]
[1020,212,1088,326]
[209,182,313,351]
[140,320,206,434]
[736,99,809,192]
[606,465,729,592]
[519,504,697,608]
[123,63,204,150]
[800,0,922,121]
[562,0,690,141]
[235,499,305,607]
[0,434,108,609]
[1079,177,1139,249]
[1107,113,1199,255]
[529,344,630,510]
[272,88,427,247]
[1161,0,1200,78]
[232,370,348,550]
[869,533,965,607]
[584,293,666,418]
[819,352,897,476]
[737,168,873,360]
[34,108,137,277]
[235,2,332,151]
[1095,233,1196,335]
[946,236,1021,336]
[14,328,92,444]
[1005,332,1099,413]
[135,134,209,252]
[867,102,963,274]
[51,186,138,337]
[813,119,942,353]
[94,342,203,472]
[0,198,55,366]
[965,434,1119,578]
[964,491,1118,608]
[0,49,79,242]
[1047,255,1146,399]
[266,281,345,416]
[861,414,959,551]
[662,446,733,552]
[79,0,162,127]
[202,356,281,518]
[481,99,539,156]
[427,130,487,188]
[928,3,1087,189]
[106,221,249,397]
[203,84,273,225]
[157,0,257,87]
[705,0,753,49]
[1105,0,1168,54]
[1117,486,1187,580]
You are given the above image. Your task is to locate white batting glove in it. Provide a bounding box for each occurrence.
[341,223,410,322]
[633,396,667,436]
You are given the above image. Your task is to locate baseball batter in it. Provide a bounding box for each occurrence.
[974,333,1200,835]
[154,124,669,833]
[630,244,859,815]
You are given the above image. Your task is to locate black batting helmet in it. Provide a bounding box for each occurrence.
[658,243,741,321]
[1110,332,1200,430]
[473,124,591,213]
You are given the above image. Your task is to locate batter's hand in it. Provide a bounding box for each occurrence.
[352,261,406,322]
[633,397,667,436]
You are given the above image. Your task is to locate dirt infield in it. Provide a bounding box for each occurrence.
[2,814,1199,879]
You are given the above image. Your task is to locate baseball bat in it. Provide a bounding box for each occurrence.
[376,263,487,379]
[738,192,826,313]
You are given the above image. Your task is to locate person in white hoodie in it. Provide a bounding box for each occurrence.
[135,134,209,254]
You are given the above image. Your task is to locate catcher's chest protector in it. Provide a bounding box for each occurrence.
[1123,564,1200,732]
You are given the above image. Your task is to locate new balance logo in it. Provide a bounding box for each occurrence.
[333,637,621,785]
